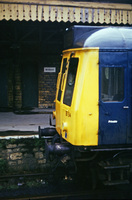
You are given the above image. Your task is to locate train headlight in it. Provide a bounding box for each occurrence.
[62,122,68,132]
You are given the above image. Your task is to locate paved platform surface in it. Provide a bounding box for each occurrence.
[0,109,55,139]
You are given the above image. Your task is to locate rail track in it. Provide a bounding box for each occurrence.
[2,185,132,200]
[0,162,132,200]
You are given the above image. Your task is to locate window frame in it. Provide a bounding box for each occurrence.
[63,57,79,106]
[101,66,125,102]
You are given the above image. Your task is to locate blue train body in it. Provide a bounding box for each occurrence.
[64,26,132,146]
[39,26,132,186]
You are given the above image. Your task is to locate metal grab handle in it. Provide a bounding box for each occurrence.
[61,73,66,91]
[56,72,61,89]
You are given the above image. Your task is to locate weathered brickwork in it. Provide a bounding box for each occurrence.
[0,20,64,111]
[14,64,22,110]
[0,139,47,174]
[8,63,22,110]
[39,70,57,108]
[8,63,14,109]
[38,55,61,108]
[7,55,61,110]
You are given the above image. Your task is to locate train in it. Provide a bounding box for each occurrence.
[39,26,132,186]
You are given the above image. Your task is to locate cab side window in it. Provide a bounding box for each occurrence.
[101,67,124,102]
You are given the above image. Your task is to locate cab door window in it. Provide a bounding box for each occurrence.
[63,58,79,106]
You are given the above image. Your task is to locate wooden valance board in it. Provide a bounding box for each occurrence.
[0,0,131,24]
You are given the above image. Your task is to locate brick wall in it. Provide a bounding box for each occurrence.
[7,55,61,110]
[8,63,22,111]
[38,55,61,108]
[0,20,64,111]
[14,64,22,110]
[8,62,13,109]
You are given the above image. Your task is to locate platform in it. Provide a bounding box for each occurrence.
[0,108,54,139]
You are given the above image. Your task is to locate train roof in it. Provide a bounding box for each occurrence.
[64,25,132,50]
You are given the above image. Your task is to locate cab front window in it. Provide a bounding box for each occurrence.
[57,58,67,101]
[63,57,79,106]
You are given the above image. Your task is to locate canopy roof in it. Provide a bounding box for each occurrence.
[0,0,131,25]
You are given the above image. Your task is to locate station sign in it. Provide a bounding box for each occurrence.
[44,67,56,73]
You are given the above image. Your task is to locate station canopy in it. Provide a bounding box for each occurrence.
[0,0,132,25]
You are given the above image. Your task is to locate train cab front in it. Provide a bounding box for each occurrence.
[55,50,78,143]
[39,47,99,153]
[54,47,99,148]
[39,50,81,159]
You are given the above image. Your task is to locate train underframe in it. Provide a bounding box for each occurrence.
[38,126,132,188]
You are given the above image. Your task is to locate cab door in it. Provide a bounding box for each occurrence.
[99,52,129,145]
[55,57,68,134]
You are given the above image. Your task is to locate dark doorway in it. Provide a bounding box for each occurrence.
[0,63,8,108]
[22,61,38,109]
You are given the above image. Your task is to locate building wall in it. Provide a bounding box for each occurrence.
[14,64,22,110]
[0,21,62,111]
[0,55,61,111]
[38,56,60,108]
[8,62,14,110]
[7,56,61,110]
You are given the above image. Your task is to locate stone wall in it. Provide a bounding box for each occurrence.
[0,138,48,174]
